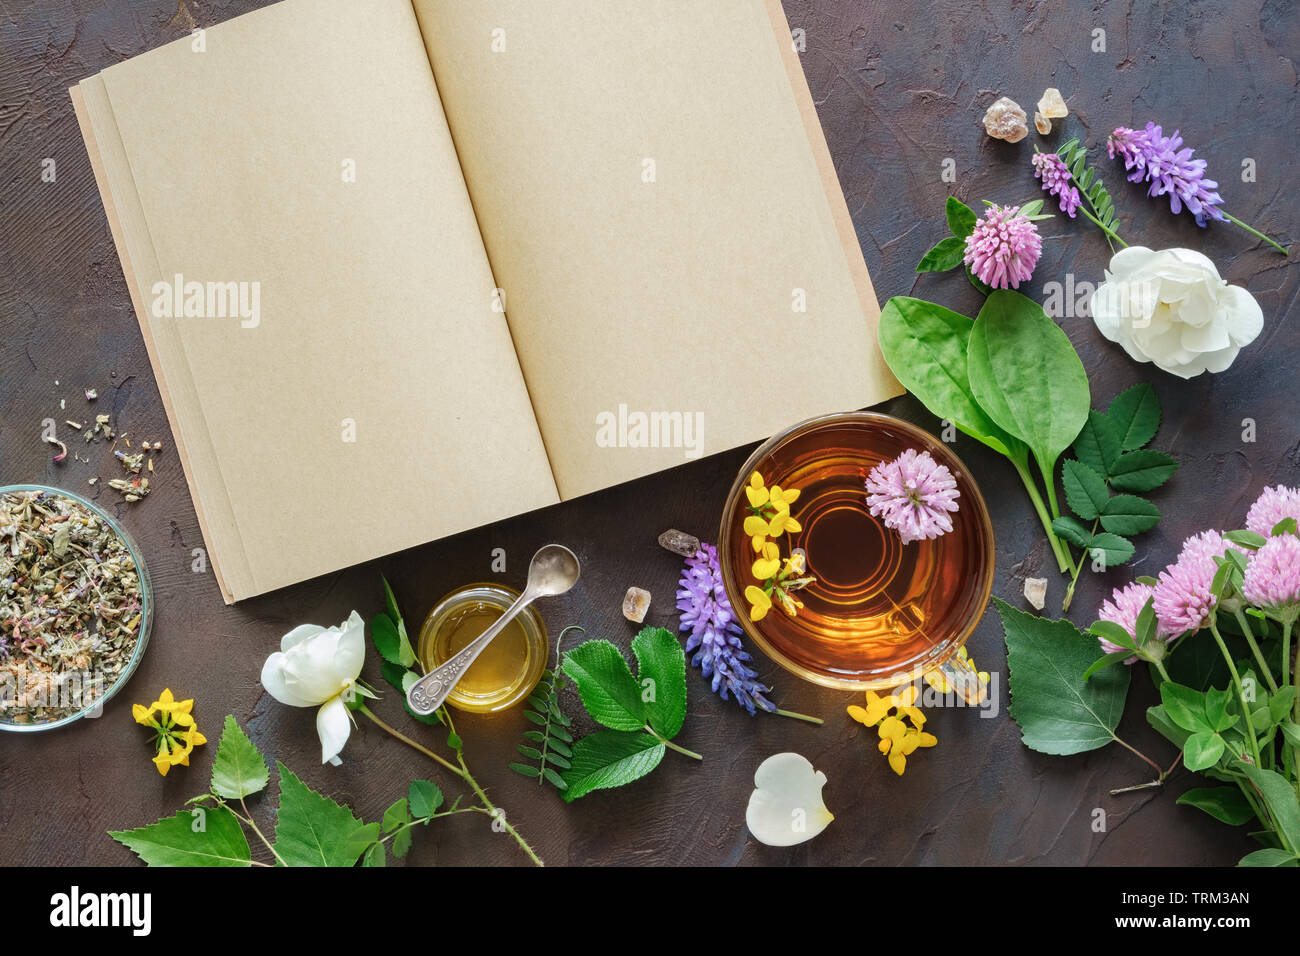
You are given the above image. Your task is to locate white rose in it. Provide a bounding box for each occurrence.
[1090,247,1263,378]
[261,611,366,765]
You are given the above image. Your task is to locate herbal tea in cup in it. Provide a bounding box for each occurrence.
[719,412,993,694]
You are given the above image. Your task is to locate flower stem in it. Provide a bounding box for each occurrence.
[240,796,286,867]
[1207,618,1262,766]
[772,708,824,725]
[358,704,544,866]
[644,724,703,760]
[1078,207,1129,248]
[1011,456,1071,573]
[1234,609,1278,693]
[1111,733,1164,777]
[1221,211,1287,255]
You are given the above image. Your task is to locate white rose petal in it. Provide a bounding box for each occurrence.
[746,752,834,847]
[316,694,352,765]
[1089,246,1264,379]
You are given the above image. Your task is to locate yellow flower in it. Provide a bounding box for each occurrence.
[767,509,802,537]
[923,647,990,702]
[745,585,772,621]
[134,688,206,777]
[752,541,781,580]
[745,471,770,508]
[770,485,801,508]
[846,683,936,776]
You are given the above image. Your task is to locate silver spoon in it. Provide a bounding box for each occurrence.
[406,544,580,715]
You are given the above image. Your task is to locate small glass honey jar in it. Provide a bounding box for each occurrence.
[416,583,548,714]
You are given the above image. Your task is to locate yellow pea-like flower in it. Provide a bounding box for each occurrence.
[743,515,771,538]
[745,586,772,622]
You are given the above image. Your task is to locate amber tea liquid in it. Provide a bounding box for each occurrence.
[725,417,992,686]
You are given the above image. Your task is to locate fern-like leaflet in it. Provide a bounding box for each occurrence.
[509,625,581,790]
[1054,137,1127,252]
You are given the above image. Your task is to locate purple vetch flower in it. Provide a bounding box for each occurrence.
[865,448,960,545]
[1241,533,1300,618]
[1032,152,1082,218]
[1245,485,1300,538]
[676,543,775,715]
[1107,123,1225,227]
[962,204,1042,289]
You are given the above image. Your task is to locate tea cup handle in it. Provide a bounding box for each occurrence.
[927,652,987,705]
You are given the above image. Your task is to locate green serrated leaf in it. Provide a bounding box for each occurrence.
[1099,495,1161,535]
[210,715,270,800]
[1086,532,1135,568]
[1177,787,1256,826]
[371,613,405,666]
[562,640,647,732]
[1072,410,1122,477]
[363,842,386,867]
[408,780,443,818]
[382,798,410,834]
[1107,382,1161,450]
[1062,459,1109,520]
[946,195,977,238]
[110,807,251,867]
[916,236,966,273]
[560,730,666,802]
[272,761,371,867]
[392,825,413,859]
[631,626,687,739]
[1052,515,1093,549]
[997,599,1129,754]
[1108,449,1178,492]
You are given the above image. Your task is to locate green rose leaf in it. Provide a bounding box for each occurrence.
[408,780,443,819]
[382,798,411,833]
[561,640,647,731]
[967,290,1090,472]
[1107,449,1178,492]
[1085,532,1135,569]
[560,730,665,803]
[631,626,687,739]
[997,599,1130,754]
[1183,731,1226,772]
[272,761,372,867]
[946,196,977,238]
[1099,495,1161,535]
[916,236,966,273]
[363,842,386,867]
[877,296,1026,460]
[1072,410,1122,477]
[1107,382,1161,450]
[1052,515,1093,549]
[1176,787,1256,826]
[1238,764,1300,855]
[371,613,413,668]
[209,715,270,800]
[1062,460,1109,521]
[110,807,252,867]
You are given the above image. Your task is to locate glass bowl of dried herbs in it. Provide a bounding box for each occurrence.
[0,484,153,732]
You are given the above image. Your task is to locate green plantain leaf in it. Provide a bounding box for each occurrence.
[877,296,1027,460]
[967,291,1090,473]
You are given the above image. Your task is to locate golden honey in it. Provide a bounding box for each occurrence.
[416,583,547,714]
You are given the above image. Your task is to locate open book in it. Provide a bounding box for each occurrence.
[72,0,901,603]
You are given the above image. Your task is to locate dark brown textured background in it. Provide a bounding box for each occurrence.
[1,0,1296,866]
